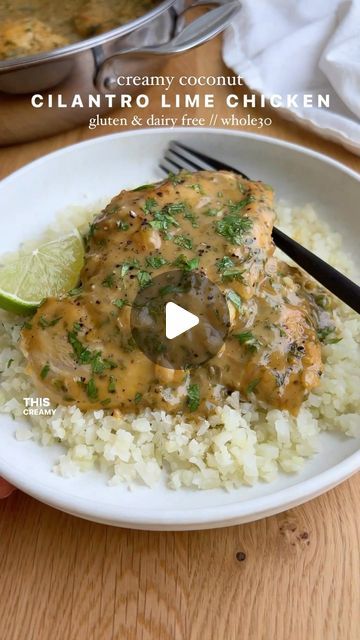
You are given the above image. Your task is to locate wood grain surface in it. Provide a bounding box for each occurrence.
[0,37,359,640]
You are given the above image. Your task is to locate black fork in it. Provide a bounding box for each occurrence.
[159,140,360,314]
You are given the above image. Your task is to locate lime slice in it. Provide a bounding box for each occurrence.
[0,230,84,316]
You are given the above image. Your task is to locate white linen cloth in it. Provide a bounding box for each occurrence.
[223,0,360,154]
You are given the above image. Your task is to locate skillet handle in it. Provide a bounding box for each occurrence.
[95,0,241,92]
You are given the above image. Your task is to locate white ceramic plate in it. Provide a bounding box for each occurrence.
[0,129,359,530]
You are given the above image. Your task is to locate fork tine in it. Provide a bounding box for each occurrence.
[165,149,203,172]
[159,157,182,175]
[169,142,215,171]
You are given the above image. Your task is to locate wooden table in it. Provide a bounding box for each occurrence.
[0,38,359,640]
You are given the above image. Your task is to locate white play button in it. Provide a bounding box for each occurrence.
[165,301,199,340]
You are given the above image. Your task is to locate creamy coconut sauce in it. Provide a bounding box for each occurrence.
[21,171,337,416]
[0,0,159,60]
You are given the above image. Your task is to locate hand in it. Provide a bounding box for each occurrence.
[0,478,15,498]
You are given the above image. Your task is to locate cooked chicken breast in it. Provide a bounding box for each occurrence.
[0,18,66,59]
[73,0,157,38]
[21,170,325,415]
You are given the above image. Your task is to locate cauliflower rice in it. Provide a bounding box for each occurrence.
[0,202,359,490]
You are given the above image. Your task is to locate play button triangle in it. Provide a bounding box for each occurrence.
[165,301,199,340]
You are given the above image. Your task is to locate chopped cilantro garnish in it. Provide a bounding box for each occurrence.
[188,183,204,195]
[166,202,186,214]
[173,254,199,271]
[102,273,116,288]
[117,220,129,231]
[150,209,179,231]
[68,330,92,363]
[38,315,62,329]
[132,183,155,191]
[108,376,116,393]
[87,222,97,239]
[315,294,331,310]
[247,378,260,394]
[317,326,337,343]
[68,285,83,297]
[7,358,14,369]
[134,392,142,404]
[143,197,157,214]
[86,378,98,401]
[168,171,184,185]
[217,256,243,282]
[68,326,116,374]
[119,259,140,278]
[113,298,127,309]
[187,384,200,412]
[226,290,242,310]
[217,256,234,272]
[91,352,109,375]
[40,363,50,379]
[184,213,198,227]
[233,331,260,352]
[174,235,193,250]
[137,271,152,289]
[146,255,168,269]
[227,196,255,214]
[215,214,253,245]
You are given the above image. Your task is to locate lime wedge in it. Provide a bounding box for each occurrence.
[0,230,84,316]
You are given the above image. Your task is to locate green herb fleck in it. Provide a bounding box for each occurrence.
[7,358,14,369]
[315,294,331,310]
[146,255,168,269]
[132,183,155,191]
[317,326,336,343]
[113,298,128,309]
[173,254,199,271]
[86,378,98,401]
[168,171,185,186]
[68,285,83,297]
[204,208,219,217]
[227,196,255,214]
[174,235,193,250]
[215,214,253,245]
[217,256,234,272]
[108,376,116,393]
[143,197,157,214]
[102,273,116,288]
[150,209,179,232]
[188,183,204,195]
[187,383,200,412]
[117,220,129,231]
[137,271,152,289]
[226,290,242,310]
[40,363,50,379]
[134,392,142,404]
[247,378,260,394]
[38,315,62,329]
[233,331,260,352]
[217,256,243,282]
[119,259,140,278]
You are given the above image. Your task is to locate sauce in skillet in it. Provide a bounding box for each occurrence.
[0,0,160,60]
[21,171,337,417]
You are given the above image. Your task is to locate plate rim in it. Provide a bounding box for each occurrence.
[0,128,359,529]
